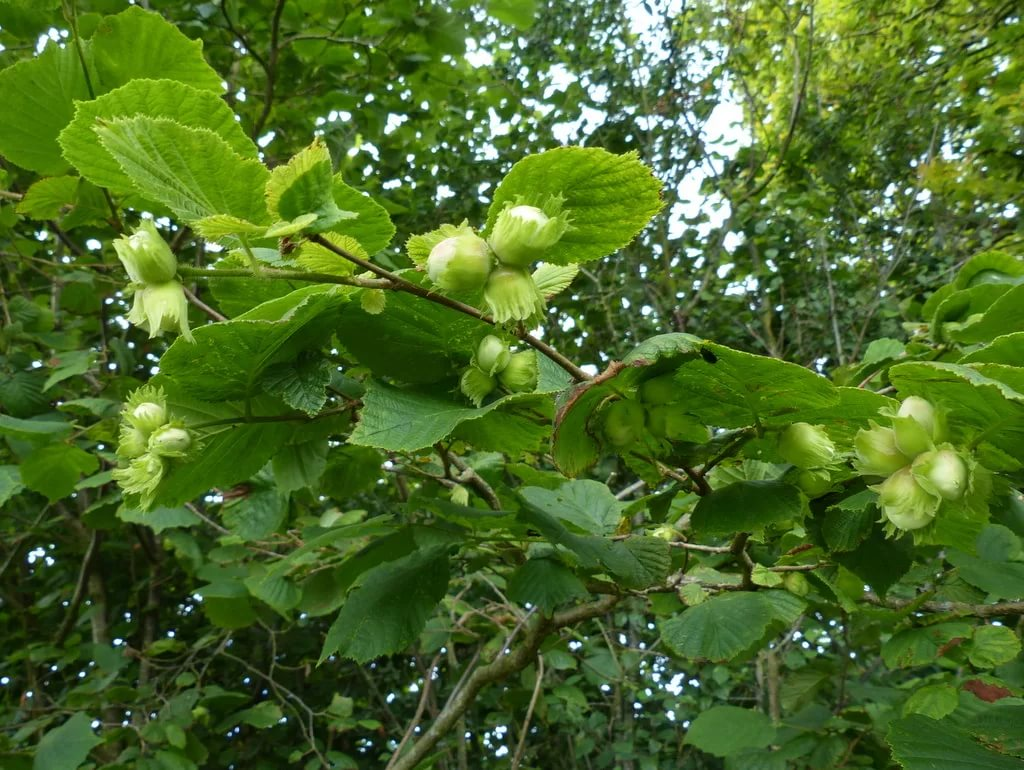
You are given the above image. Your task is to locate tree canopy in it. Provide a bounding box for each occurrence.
[1,1,1023,769]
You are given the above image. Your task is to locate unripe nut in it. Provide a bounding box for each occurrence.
[777,422,835,469]
[131,402,167,434]
[476,335,511,376]
[149,426,192,457]
[426,234,493,292]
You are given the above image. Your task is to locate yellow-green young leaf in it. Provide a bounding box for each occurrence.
[95,116,270,225]
[532,262,579,298]
[969,625,1022,668]
[264,213,319,238]
[360,289,386,315]
[485,147,663,265]
[60,79,257,195]
[89,6,223,93]
[0,44,92,175]
[295,233,366,276]
[193,214,268,241]
[329,176,395,254]
[265,138,354,232]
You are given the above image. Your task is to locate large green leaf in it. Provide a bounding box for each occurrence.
[0,44,92,174]
[881,622,975,668]
[350,380,550,452]
[507,557,589,614]
[520,480,623,536]
[60,79,257,194]
[95,116,269,224]
[320,546,450,663]
[685,706,776,758]
[690,480,805,537]
[334,276,491,385]
[666,342,839,429]
[32,712,102,770]
[887,714,1024,770]
[660,591,804,662]
[518,503,670,589]
[89,6,223,93]
[485,147,663,265]
[946,550,1024,600]
[158,286,350,402]
[20,443,99,502]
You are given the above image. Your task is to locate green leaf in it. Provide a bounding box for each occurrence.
[32,712,102,770]
[0,414,71,442]
[265,139,354,232]
[260,357,332,417]
[89,6,223,93]
[21,444,99,502]
[201,596,258,630]
[660,591,803,662]
[60,79,257,194]
[244,571,301,616]
[487,0,538,30]
[665,342,839,429]
[334,277,490,385]
[690,480,804,538]
[351,380,549,452]
[947,550,1024,600]
[0,465,24,507]
[881,622,974,668]
[532,262,579,298]
[507,557,589,614]
[320,546,450,663]
[294,233,363,276]
[155,415,292,510]
[685,705,776,758]
[117,506,200,535]
[947,283,1024,345]
[221,483,288,541]
[328,175,395,254]
[233,701,283,729]
[43,349,94,391]
[968,625,1021,669]
[888,714,1024,770]
[273,439,328,496]
[95,116,269,225]
[320,446,383,501]
[520,480,623,536]
[450,401,553,455]
[821,490,878,552]
[959,332,1024,366]
[16,175,78,219]
[902,684,959,719]
[159,286,349,402]
[0,44,91,174]
[485,148,663,265]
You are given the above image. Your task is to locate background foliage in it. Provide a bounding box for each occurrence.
[1,1,1023,769]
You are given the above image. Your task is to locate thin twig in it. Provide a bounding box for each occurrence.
[386,652,444,770]
[510,655,545,770]
[182,285,227,321]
